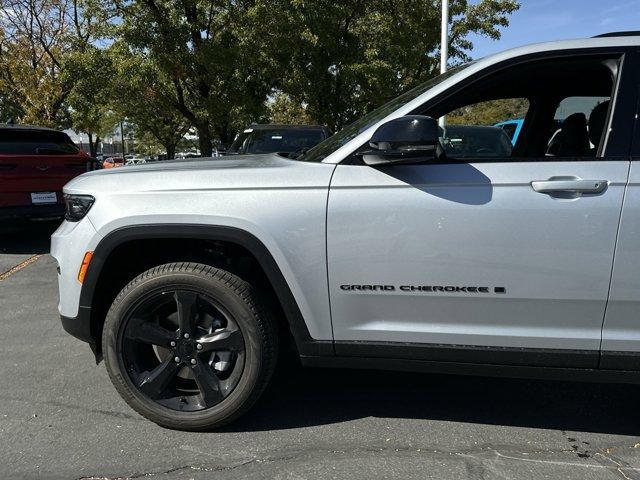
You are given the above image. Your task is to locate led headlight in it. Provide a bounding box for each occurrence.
[63,194,95,222]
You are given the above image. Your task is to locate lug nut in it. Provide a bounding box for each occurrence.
[174,356,180,363]
[170,341,176,347]
[196,344,203,350]
[190,359,197,365]
[184,333,190,339]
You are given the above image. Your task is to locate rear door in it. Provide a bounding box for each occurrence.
[601,50,640,368]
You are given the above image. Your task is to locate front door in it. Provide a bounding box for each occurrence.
[327,52,634,367]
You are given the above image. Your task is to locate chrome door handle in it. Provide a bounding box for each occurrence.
[531,177,609,195]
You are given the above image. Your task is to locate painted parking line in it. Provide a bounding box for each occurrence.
[0,255,42,281]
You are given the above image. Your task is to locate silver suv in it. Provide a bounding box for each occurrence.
[52,32,640,430]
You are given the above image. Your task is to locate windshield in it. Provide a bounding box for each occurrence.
[301,63,472,162]
[228,128,326,155]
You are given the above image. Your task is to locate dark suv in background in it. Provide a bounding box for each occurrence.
[0,125,92,221]
[226,124,331,156]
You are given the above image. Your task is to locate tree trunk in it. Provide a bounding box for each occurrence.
[87,132,97,157]
[196,122,212,157]
[218,122,231,147]
[165,143,176,160]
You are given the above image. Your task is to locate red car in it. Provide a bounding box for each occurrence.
[0,125,93,220]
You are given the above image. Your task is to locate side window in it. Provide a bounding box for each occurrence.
[423,54,620,161]
[547,96,611,157]
[439,99,529,159]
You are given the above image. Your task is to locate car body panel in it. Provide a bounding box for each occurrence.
[602,162,640,353]
[327,161,630,351]
[51,217,102,318]
[52,154,337,339]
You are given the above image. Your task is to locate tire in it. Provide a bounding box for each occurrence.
[102,262,277,431]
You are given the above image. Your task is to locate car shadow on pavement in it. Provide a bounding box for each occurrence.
[226,362,640,435]
[0,220,59,255]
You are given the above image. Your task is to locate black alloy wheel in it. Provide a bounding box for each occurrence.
[121,289,245,411]
[103,263,277,430]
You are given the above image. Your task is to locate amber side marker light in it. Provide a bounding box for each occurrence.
[78,251,94,283]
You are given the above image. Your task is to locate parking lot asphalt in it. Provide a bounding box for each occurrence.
[2,222,640,480]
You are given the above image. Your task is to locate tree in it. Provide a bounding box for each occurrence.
[0,0,71,125]
[109,43,191,159]
[112,0,279,155]
[0,0,110,126]
[267,93,312,125]
[275,0,520,132]
[64,47,118,156]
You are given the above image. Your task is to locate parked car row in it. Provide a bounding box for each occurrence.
[0,122,335,223]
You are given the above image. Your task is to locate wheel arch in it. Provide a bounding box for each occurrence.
[80,224,332,360]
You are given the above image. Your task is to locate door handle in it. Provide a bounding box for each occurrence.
[531,177,609,195]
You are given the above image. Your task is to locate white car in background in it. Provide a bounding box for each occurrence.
[125,155,147,165]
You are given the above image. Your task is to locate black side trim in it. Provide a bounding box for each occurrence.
[79,224,332,357]
[601,351,640,371]
[301,356,640,384]
[334,341,598,368]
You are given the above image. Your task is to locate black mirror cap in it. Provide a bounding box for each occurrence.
[369,115,439,151]
[362,115,443,166]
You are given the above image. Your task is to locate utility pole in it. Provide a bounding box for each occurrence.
[439,0,449,128]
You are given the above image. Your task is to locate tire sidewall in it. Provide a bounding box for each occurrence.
[103,266,267,430]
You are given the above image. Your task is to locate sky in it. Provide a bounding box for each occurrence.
[467,0,640,59]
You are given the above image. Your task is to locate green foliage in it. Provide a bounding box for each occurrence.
[268,93,312,125]
[275,0,520,131]
[0,0,112,127]
[447,98,530,126]
[112,0,281,153]
[0,0,520,151]
[0,0,70,126]
[64,47,119,154]
[108,42,191,159]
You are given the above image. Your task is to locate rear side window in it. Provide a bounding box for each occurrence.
[0,130,80,155]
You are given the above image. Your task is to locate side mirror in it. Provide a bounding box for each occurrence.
[362,115,441,166]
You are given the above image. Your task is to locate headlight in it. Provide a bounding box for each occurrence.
[63,194,95,222]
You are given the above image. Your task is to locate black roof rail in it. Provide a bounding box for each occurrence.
[594,31,640,38]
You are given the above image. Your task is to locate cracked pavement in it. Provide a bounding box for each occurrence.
[2,223,640,480]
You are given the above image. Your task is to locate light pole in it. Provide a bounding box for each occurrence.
[439,0,449,128]
[120,121,125,156]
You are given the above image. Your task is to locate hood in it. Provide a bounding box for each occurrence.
[63,153,335,195]
[87,153,280,176]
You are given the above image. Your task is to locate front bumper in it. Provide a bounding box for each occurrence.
[60,307,100,360]
[51,218,102,319]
